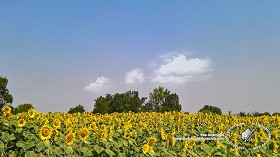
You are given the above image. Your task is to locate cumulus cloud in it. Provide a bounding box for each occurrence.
[151,54,212,84]
[85,76,111,91]
[125,68,144,84]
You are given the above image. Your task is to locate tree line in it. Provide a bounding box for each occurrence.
[1,76,279,116]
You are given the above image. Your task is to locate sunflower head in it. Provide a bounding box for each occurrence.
[142,144,150,154]
[39,125,52,140]
[66,128,73,135]
[51,129,59,137]
[79,128,90,141]
[2,105,11,114]
[53,119,61,128]
[17,113,27,120]
[65,133,76,145]
[148,136,157,147]
[28,108,36,118]
[18,119,26,127]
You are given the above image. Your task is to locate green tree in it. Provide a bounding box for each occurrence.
[272,112,280,116]
[14,104,34,114]
[68,104,85,114]
[144,86,182,112]
[148,86,166,111]
[198,105,222,115]
[236,111,247,116]
[161,93,182,112]
[0,76,13,111]
[93,94,112,114]
[124,91,146,112]
[93,91,146,113]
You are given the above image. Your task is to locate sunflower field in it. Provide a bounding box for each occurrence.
[0,105,279,157]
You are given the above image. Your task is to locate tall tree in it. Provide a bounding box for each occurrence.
[124,91,146,112]
[147,86,166,111]
[0,76,13,111]
[144,86,182,112]
[14,104,34,114]
[68,104,85,114]
[93,94,112,114]
[198,105,222,115]
[93,91,146,113]
[161,93,182,112]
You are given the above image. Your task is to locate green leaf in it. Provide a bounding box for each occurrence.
[0,141,5,152]
[43,140,50,148]
[9,134,16,141]
[93,145,104,154]
[22,131,29,138]
[81,147,89,154]
[36,140,45,151]
[16,127,23,133]
[122,140,128,147]
[8,151,17,157]
[52,147,63,155]
[84,149,93,156]
[66,146,74,155]
[117,153,126,157]
[25,140,35,150]
[16,141,25,148]
[1,131,9,142]
[113,141,122,148]
[26,151,37,157]
[105,149,115,157]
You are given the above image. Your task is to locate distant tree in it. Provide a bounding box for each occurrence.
[68,104,85,114]
[143,86,182,112]
[109,93,128,113]
[246,112,252,117]
[14,104,34,114]
[263,112,271,116]
[237,111,246,117]
[272,112,280,116]
[125,91,146,112]
[161,93,181,112]
[148,86,166,111]
[251,112,272,117]
[93,91,146,113]
[252,112,262,117]
[141,102,154,112]
[198,105,222,115]
[0,76,13,111]
[93,94,112,114]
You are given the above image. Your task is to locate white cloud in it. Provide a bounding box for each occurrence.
[151,54,212,84]
[85,76,111,91]
[125,68,144,84]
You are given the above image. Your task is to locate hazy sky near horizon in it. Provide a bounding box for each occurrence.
[1,1,280,113]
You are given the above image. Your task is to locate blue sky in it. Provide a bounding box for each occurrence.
[1,1,280,113]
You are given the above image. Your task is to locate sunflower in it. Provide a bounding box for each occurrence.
[53,119,61,128]
[171,139,176,148]
[65,133,76,145]
[17,113,27,120]
[66,128,73,135]
[160,128,166,140]
[148,136,157,147]
[18,119,26,127]
[2,105,11,114]
[39,125,52,140]
[65,120,72,128]
[51,129,59,137]
[99,129,108,141]
[182,141,189,153]
[28,108,36,118]
[142,144,150,154]
[79,127,90,141]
